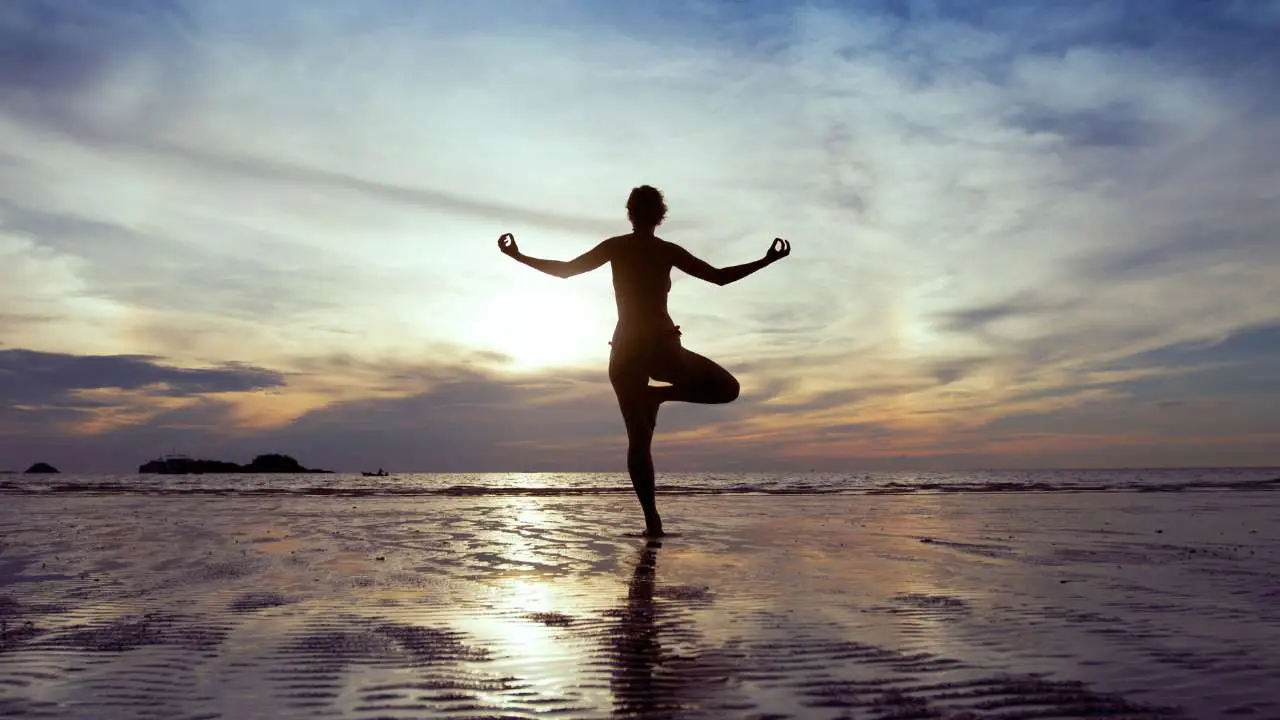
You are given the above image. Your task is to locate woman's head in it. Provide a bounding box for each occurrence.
[626,185,667,231]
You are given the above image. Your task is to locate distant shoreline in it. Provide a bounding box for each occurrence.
[138,453,332,475]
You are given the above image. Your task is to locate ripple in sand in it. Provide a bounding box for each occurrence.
[0,611,233,718]
[863,592,974,621]
[228,591,295,612]
[49,612,230,654]
[0,619,43,652]
[654,584,713,602]
[525,610,575,627]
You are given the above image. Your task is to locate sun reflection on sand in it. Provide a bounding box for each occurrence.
[443,496,624,707]
[479,496,563,574]
[450,574,617,709]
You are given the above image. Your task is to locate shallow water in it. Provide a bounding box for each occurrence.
[3,467,1277,497]
[1,491,1278,718]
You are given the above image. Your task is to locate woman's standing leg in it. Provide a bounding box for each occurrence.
[610,347,664,536]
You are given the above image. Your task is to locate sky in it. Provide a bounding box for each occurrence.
[1,0,1278,473]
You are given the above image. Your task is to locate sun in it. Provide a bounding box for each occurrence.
[457,276,613,371]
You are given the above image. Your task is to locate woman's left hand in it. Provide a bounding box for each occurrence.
[765,238,791,263]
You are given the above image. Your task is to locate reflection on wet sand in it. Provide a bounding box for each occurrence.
[609,540,663,718]
[1,493,1272,718]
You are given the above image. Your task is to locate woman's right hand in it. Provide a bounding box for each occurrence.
[765,237,791,264]
[498,233,520,258]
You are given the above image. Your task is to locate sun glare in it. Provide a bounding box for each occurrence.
[458,278,612,371]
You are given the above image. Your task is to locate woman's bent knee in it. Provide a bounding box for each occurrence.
[722,375,740,403]
[696,371,738,404]
[702,374,739,404]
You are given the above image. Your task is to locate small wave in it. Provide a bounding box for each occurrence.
[1,476,1276,498]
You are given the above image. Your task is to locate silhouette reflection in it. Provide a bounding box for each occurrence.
[609,539,668,718]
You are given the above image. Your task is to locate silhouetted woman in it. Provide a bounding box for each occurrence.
[498,185,790,536]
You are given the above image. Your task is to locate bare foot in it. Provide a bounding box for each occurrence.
[643,512,664,537]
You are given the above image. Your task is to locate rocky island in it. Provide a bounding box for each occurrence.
[24,462,59,474]
[138,453,331,474]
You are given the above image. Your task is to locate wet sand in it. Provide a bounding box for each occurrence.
[1,490,1277,718]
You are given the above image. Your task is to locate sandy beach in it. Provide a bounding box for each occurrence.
[2,488,1278,719]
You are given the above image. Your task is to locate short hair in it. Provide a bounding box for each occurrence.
[626,185,667,228]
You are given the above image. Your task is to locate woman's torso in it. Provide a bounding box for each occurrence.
[609,233,678,346]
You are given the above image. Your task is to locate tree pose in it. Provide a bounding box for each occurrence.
[499,185,791,536]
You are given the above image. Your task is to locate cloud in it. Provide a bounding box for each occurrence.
[2,339,1275,473]
[0,349,283,398]
[0,349,284,438]
[1111,322,1280,370]
[935,293,1076,335]
[0,2,164,90]
[1007,103,1154,149]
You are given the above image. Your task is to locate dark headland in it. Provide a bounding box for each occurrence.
[138,453,331,474]
[24,462,59,474]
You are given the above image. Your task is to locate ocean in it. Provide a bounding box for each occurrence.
[3,467,1277,497]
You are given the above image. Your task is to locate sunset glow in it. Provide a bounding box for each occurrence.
[1,1,1277,472]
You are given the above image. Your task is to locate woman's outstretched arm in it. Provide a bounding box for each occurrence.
[671,238,791,286]
[498,233,613,279]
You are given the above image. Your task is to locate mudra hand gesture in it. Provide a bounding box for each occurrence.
[765,238,791,264]
[498,232,520,258]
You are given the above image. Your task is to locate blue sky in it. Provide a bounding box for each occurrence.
[1,0,1277,472]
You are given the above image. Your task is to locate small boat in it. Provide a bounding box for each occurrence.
[362,468,389,477]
